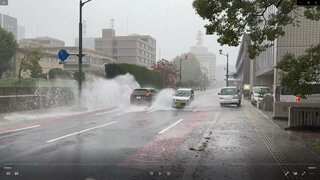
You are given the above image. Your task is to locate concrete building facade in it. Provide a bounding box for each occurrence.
[189,31,216,88]
[95,29,156,68]
[253,7,320,89]
[0,13,17,38]
[42,47,116,73]
[235,34,251,90]
[19,36,65,48]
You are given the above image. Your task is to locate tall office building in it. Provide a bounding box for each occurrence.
[0,13,17,38]
[189,31,216,88]
[253,7,320,87]
[95,29,156,68]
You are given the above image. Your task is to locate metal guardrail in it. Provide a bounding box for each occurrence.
[288,107,320,128]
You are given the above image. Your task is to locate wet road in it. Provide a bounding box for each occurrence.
[0,90,319,180]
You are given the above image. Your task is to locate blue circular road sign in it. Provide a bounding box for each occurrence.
[58,49,70,61]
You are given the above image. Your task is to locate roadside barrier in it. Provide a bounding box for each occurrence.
[273,102,320,119]
[288,107,320,128]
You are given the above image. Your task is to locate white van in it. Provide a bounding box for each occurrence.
[275,84,320,103]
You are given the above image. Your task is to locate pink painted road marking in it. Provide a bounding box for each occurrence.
[119,111,207,170]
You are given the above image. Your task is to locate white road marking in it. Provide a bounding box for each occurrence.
[46,121,117,143]
[0,125,41,135]
[147,109,158,114]
[158,119,183,135]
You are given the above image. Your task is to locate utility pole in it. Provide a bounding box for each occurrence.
[219,49,229,87]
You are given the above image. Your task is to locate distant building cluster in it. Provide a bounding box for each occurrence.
[1,14,157,79]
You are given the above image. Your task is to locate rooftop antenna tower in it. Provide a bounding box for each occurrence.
[197,30,204,46]
[110,18,114,29]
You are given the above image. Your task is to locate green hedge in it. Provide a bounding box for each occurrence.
[105,63,164,89]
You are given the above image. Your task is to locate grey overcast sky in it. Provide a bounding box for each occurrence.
[0,0,239,66]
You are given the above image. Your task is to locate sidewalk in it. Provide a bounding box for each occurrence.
[248,99,320,156]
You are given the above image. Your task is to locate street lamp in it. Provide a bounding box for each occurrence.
[219,49,229,87]
[179,54,188,85]
[78,0,93,100]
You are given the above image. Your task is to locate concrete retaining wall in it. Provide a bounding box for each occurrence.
[0,87,75,113]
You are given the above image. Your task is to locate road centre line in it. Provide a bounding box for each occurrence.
[158,119,183,135]
[46,121,117,143]
[0,125,41,135]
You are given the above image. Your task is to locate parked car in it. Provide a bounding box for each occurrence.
[130,88,158,105]
[218,86,241,107]
[250,86,271,105]
[172,88,194,108]
[275,84,320,103]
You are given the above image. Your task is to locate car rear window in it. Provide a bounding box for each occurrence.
[253,87,270,94]
[175,90,191,97]
[220,88,236,95]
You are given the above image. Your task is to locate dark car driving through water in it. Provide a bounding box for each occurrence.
[130,88,158,105]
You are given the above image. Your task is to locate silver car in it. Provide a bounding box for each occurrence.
[218,87,241,107]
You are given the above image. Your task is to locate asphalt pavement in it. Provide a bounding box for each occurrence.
[0,90,319,180]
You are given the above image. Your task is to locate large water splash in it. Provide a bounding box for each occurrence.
[81,73,140,111]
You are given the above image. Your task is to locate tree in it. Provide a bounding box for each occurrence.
[151,59,178,88]
[18,48,43,80]
[276,44,320,98]
[0,27,18,78]
[172,53,203,85]
[48,68,72,80]
[192,0,320,58]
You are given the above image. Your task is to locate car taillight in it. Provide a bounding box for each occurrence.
[144,93,151,97]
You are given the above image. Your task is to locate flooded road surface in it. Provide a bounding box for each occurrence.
[0,89,319,180]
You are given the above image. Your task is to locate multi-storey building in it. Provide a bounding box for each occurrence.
[235,34,251,90]
[0,13,17,38]
[189,31,216,88]
[252,7,320,88]
[19,36,65,48]
[95,29,156,68]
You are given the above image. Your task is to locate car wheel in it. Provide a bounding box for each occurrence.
[237,103,241,107]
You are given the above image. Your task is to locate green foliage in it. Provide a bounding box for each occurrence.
[172,53,203,84]
[18,48,43,80]
[0,27,18,78]
[74,71,86,82]
[105,63,164,89]
[192,0,320,58]
[276,43,320,98]
[48,68,72,80]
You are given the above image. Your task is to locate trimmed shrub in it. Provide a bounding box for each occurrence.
[105,63,164,89]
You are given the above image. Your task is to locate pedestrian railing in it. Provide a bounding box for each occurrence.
[273,102,320,119]
[288,107,320,128]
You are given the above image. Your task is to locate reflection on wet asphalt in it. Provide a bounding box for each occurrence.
[0,89,319,179]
